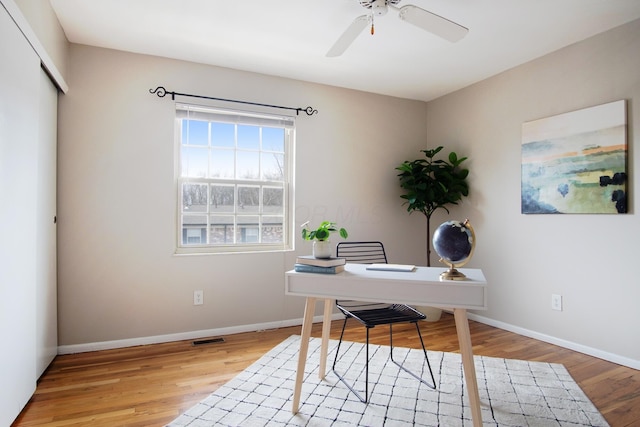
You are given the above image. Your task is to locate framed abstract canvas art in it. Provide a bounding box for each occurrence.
[521,100,627,214]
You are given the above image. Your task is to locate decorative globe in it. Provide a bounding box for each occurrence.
[432,219,476,280]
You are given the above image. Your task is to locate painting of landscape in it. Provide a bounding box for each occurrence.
[521,100,627,214]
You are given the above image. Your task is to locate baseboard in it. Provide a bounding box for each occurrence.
[467,312,640,370]
[57,313,344,355]
[59,312,640,370]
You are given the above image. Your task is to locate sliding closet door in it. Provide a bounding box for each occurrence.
[35,68,58,378]
[0,4,41,425]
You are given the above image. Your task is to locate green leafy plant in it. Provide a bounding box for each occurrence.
[301,221,348,241]
[396,146,469,266]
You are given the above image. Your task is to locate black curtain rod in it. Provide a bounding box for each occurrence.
[149,86,318,116]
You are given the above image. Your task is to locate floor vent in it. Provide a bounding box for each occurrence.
[192,337,225,346]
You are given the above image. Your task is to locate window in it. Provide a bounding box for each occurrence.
[176,103,295,254]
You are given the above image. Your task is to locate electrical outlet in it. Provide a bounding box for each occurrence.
[194,290,204,305]
[551,294,562,311]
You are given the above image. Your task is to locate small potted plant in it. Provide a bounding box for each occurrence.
[301,221,348,258]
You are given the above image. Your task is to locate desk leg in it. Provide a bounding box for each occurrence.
[292,297,316,414]
[454,308,483,427]
[318,299,333,380]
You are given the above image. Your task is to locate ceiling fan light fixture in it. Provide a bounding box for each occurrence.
[371,0,388,16]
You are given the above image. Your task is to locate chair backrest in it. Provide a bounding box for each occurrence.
[336,241,387,264]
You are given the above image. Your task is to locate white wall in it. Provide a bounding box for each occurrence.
[57,19,640,368]
[56,44,429,348]
[426,18,640,367]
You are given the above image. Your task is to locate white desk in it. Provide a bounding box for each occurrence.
[285,263,487,427]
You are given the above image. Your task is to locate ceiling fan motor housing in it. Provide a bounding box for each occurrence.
[360,0,401,15]
[359,0,401,7]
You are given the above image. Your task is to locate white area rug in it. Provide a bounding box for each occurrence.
[167,335,608,426]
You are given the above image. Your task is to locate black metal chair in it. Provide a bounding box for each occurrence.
[332,241,436,402]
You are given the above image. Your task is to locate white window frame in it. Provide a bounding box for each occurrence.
[175,103,295,254]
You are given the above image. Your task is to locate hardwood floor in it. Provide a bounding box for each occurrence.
[13,313,640,426]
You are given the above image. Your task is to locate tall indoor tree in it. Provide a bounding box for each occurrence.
[396,146,469,266]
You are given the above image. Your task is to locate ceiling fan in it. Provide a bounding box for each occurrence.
[326,0,468,57]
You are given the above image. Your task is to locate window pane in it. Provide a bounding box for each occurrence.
[210,215,234,244]
[263,187,284,214]
[238,186,259,213]
[182,215,207,245]
[237,216,259,243]
[210,184,234,213]
[237,125,259,149]
[185,228,206,244]
[211,122,235,148]
[182,119,208,146]
[236,150,259,179]
[262,127,284,152]
[181,146,208,177]
[262,216,283,243]
[210,148,234,178]
[261,152,284,180]
[182,183,208,212]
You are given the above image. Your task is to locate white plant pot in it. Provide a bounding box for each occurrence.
[416,306,443,322]
[313,240,332,258]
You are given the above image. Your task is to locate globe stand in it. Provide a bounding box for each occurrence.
[439,260,468,281]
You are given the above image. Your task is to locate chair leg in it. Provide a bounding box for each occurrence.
[332,319,436,403]
[365,327,370,401]
[331,317,348,371]
[332,317,368,403]
[389,322,436,389]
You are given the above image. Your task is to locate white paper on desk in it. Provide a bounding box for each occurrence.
[366,263,416,272]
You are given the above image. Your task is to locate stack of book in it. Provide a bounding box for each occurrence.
[294,256,346,274]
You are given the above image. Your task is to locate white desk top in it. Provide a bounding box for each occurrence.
[286,263,487,310]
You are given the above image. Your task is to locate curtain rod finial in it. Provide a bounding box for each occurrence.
[149,86,168,98]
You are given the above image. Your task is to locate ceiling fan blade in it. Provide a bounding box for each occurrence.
[326,14,371,57]
[396,5,468,42]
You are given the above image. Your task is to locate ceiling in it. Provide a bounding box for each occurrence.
[50,0,640,102]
